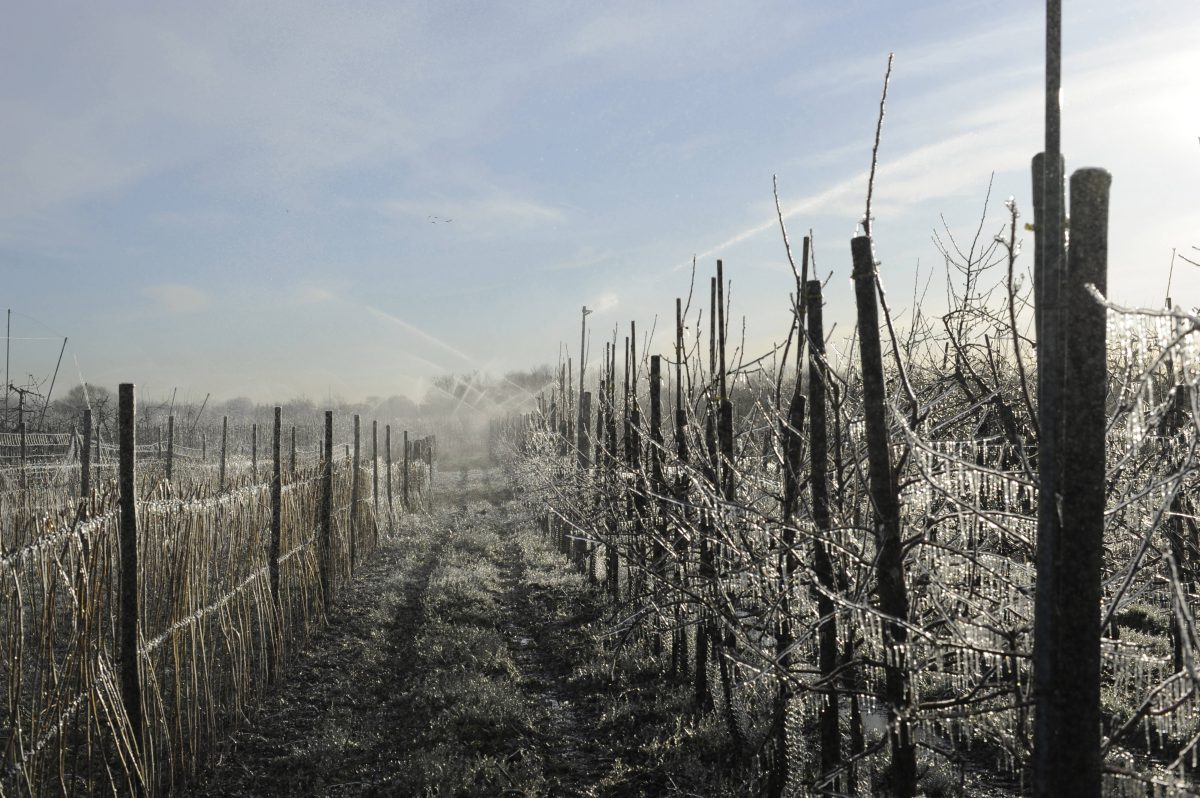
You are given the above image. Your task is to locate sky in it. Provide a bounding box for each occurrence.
[2,0,1197,407]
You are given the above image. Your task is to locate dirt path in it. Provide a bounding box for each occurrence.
[498,512,611,796]
[191,468,731,797]
[190,469,608,796]
[192,503,447,796]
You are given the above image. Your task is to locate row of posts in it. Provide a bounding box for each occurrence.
[70,410,432,502]
[105,384,433,765]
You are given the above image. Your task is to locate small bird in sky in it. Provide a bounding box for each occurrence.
[427,215,453,224]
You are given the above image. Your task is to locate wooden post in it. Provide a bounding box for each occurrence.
[403,430,410,509]
[165,415,174,481]
[716,261,734,503]
[251,422,258,482]
[806,278,841,780]
[595,370,608,586]
[270,407,282,605]
[386,425,393,516]
[1032,4,1068,790]
[649,353,666,580]
[606,342,619,599]
[219,415,228,491]
[673,297,690,677]
[117,384,142,754]
[649,355,667,653]
[696,275,719,711]
[351,414,360,569]
[290,426,296,475]
[627,327,646,598]
[201,432,206,462]
[851,236,916,796]
[578,392,593,468]
[576,391,593,572]
[713,261,744,750]
[372,420,379,518]
[81,408,92,502]
[320,411,334,603]
[1038,168,1110,798]
[1032,149,1068,794]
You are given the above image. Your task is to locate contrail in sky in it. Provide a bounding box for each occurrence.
[682,173,863,270]
[366,305,476,365]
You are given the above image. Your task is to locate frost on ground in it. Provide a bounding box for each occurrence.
[191,467,744,797]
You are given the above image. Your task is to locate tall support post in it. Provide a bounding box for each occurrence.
[806,278,842,781]
[596,374,607,582]
[851,236,916,796]
[575,390,592,572]
[320,411,334,604]
[372,419,379,521]
[1038,169,1111,798]
[673,297,691,678]
[713,260,743,751]
[627,324,646,602]
[427,435,435,486]
[386,425,393,517]
[605,341,620,599]
[716,260,734,503]
[649,355,666,654]
[696,275,719,710]
[1032,3,1069,794]
[251,422,258,482]
[351,414,361,570]
[403,430,410,509]
[166,415,175,481]
[81,408,93,502]
[117,384,143,755]
[290,426,296,475]
[578,393,593,468]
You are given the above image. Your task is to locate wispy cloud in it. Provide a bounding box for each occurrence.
[141,283,210,313]
[382,195,567,229]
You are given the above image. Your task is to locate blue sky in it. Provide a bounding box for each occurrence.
[2,1,1197,405]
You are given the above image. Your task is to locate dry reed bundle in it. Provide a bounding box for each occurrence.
[2,450,379,796]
